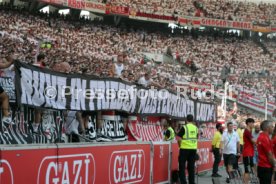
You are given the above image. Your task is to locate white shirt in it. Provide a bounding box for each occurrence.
[64,111,79,134]
[221,130,240,154]
[114,63,124,77]
[138,76,151,87]
[2,65,15,78]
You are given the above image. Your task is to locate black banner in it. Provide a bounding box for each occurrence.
[195,102,216,122]
[0,77,16,103]
[14,61,216,122]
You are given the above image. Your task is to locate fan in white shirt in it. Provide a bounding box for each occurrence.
[112,54,125,78]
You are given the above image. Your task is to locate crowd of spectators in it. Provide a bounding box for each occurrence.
[109,0,196,17]
[0,5,275,103]
[263,38,276,56]
[106,0,276,24]
[193,0,276,24]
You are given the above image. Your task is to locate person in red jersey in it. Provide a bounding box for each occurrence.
[257,120,275,184]
[242,118,255,184]
[272,126,276,160]
[271,125,276,184]
[33,53,46,68]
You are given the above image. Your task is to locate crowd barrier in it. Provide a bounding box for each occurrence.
[0,140,217,184]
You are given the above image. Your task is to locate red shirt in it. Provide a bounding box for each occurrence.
[257,132,273,168]
[243,128,254,157]
[33,62,45,68]
[272,136,276,158]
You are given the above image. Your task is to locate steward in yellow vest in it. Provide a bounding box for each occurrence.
[163,119,176,141]
[164,126,175,141]
[177,114,198,184]
[179,123,198,149]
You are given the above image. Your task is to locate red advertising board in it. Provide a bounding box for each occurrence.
[85,1,106,13]
[178,17,201,27]
[0,159,15,184]
[197,141,215,172]
[68,0,85,9]
[171,140,224,173]
[152,143,170,183]
[106,4,129,16]
[0,143,151,184]
[40,0,67,5]
[130,12,176,23]
[0,146,58,184]
[201,18,252,30]
[271,27,276,32]
[171,141,179,171]
[252,25,272,33]
[0,141,228,183]
[127,116,164,141]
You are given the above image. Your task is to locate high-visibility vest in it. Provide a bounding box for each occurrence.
[165,127,175,141]
[180,123,198,149]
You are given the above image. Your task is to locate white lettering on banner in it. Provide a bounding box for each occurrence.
[44,73,53,107]
[110,81,119,109]
[196,103,215,122]
[110,150,145,184]
[0,160,14,184]
[70,78,87,110]
[32,71,44,106]
[101,118,125,138]
[171,95,177,116]
[85,115,127,141]
[20,67,67,109]
[16,62,215,120]
[138,89,148,113]
[88,80,97,111]
[20,68,37,105]
[55,76,67,109]
[0,77,16,102]
[20,67,136,112]
[38,154,95,184]
[120,84,136,113]
[97,80,106,109]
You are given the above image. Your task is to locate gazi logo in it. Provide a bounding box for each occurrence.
[109,150,145,184]
[0,160,14,184]
[38,154,95,184]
